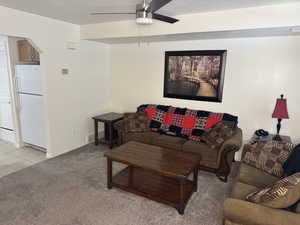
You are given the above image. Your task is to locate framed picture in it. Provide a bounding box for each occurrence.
[164,50,227,102]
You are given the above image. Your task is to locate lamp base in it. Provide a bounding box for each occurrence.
[273,134,282,141]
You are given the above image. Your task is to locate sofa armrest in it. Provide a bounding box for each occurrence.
[218,128,243,162]
[215,128,242,181]
[114,120,124,131]
[114,120,125,145]
[220,128,243,154]
[224,198,300,225]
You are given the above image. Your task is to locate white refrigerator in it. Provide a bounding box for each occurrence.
[16,65,47,150]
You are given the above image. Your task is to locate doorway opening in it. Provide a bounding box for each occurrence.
[0,35,47,177]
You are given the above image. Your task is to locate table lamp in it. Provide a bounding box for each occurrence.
[272,94,289,141]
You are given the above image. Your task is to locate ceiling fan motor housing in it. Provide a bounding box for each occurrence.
[136,2,153,25]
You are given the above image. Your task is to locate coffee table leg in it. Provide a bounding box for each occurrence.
[129,166,133,186]
[107,158,113,189]
[193,167,198,192]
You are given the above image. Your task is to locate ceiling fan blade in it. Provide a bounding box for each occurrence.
[90,12,136,15]
[152,13,178,23]
[150,0,173,12]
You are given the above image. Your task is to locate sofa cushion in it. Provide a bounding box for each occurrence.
[246,172,300,208]
[242,141,294,177]
[182,140,218,168]
[230,182,260,200]
[152,135,186,151]
[124,131,161,145]
[201,122,236,149]
[224,198,300,225]
[236,163,279,188]
[123,112,149,133]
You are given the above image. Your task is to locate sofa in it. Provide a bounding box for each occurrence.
[114,104,243,182]
[223,153,300,225]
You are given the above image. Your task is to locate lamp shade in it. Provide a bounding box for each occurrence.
[272,97,289,119]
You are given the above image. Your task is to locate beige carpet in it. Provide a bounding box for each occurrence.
[0,143,237,225]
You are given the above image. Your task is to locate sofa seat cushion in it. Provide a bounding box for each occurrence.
[124,131,161,145]
[246,172,300,209]
[152,135,186,151]
[230,182,260,200]
[237,163,279,188]
[182,140,218,168]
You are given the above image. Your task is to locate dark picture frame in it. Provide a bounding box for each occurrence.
[163,50,227,102]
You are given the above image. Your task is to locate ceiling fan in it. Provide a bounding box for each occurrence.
[91,0,179,25]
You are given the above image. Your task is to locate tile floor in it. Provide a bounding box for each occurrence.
[0,139,46,178]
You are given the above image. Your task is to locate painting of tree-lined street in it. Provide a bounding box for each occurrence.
[166,55,222,98]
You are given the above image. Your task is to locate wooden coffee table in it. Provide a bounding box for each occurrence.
[104,141,201,215]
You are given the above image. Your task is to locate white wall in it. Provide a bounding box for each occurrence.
[0,6,111,157]
[111,36,300,154]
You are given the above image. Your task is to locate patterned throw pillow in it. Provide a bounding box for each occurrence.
[201,122,236,149]
[123,112,149,133]
[246,172,300,208]
[242,141,294,177]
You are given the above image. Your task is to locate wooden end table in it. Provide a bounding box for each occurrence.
[104,141,201,215]
[248,133,292,145]
[92,112,123,149]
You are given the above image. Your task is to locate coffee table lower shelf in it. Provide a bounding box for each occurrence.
[110,166,195,214]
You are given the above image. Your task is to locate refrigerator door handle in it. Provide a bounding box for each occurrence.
[15,76,19,92]
[15,76,21,111]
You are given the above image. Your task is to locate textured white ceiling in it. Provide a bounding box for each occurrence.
[0,0,298,25]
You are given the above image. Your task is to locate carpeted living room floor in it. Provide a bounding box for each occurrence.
[0,143,238,225]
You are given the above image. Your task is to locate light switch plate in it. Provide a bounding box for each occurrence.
[62,68,69,75]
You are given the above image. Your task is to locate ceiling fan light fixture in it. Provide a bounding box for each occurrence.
[136,17,153,25]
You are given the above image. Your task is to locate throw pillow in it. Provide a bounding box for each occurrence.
[242,141,294,177]
[283,144,300,176]
[123,112,149,133]
[246,172,300,208]
[201,122,236,149]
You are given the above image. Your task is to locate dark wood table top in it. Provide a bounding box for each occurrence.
[105,141,201,179]
[93,112,123,122]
